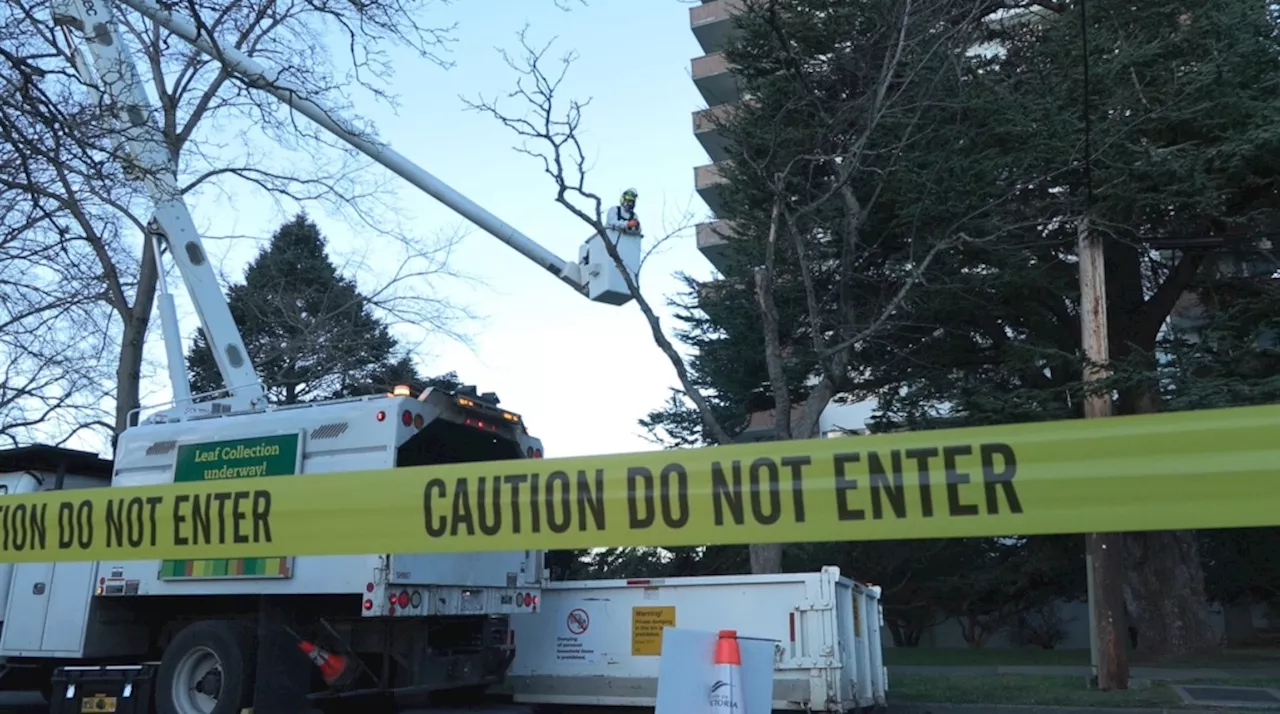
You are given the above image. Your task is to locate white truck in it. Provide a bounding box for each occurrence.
[0,390,550,714]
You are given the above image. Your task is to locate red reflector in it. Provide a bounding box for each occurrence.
[397,591,410,608]
[364,599,373,611]
[790,612,796,642]
[376,410,386,422]
[366,582,375,593]
[626,579,651,586]
[401,410,412,426]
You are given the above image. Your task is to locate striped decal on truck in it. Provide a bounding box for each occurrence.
[159,557,292,579]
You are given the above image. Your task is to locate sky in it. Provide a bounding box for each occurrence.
[64,0,872,460]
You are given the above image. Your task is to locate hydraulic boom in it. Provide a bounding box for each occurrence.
[53,0,641,424]
[105,0,639,300]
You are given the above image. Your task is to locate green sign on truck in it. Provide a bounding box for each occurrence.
[172,433,301,483]
[165,433,302,581]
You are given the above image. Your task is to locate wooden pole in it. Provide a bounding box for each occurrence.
[1078,215,1130,691]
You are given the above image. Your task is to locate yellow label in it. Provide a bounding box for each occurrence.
[81,695,117,713]
[632,605,676,656]
[0,404,1278,563]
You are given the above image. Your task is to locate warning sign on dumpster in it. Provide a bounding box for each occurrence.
[632,605,676,656]
[556,605,600,664]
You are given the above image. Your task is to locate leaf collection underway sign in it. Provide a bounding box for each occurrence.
[0,404,1277,564]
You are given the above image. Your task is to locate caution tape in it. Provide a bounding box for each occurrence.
[1,404,1279,563]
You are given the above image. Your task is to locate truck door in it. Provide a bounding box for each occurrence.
[0,474,96,656]
[0,476,35,624]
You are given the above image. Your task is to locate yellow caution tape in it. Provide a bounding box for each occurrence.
[1,404,1279,563]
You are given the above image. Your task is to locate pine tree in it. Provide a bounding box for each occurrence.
[187,213,449,403]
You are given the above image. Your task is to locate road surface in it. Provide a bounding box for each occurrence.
[1,691,43,712]
[2,690,540,713]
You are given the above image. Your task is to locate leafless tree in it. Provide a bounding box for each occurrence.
[464,2,1065,573]
[0,0,472,444]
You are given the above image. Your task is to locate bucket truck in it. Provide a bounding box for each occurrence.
[0,0,641,712]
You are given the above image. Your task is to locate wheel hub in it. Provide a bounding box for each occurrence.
[170,645,224,714]
[194,669,222,697]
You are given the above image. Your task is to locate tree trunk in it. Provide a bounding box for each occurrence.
[112,238,159,438]
[750,543,783,574]
[1123,531,1218,658]
[1119,385,1217,658]
[114,320,146,436]
[1105,241,1216,660]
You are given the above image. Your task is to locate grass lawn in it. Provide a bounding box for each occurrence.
[885,648,1090,667]
[889,675,1280,708]
[884,647,1280,670]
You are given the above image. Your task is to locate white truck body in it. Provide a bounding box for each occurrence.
[0,389,547,698]
[503,567,888,712]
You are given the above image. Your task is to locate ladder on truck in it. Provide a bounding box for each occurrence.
[50,0,643,426]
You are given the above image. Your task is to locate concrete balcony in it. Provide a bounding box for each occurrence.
[690,0,745,55]
[693,103,738,163]
[696,220,739,273]
[695,162,729,216]
[692,52,742,107]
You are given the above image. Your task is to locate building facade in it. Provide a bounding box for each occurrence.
[690,0,742,273]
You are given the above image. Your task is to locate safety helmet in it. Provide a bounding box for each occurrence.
[621,188,638,207]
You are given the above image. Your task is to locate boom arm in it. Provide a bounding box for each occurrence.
[53,0,268,413]
[107,0,638,300]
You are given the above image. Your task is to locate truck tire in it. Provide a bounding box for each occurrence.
[156,619,256,714]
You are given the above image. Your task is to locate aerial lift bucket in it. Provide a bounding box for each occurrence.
[578,228,642,305]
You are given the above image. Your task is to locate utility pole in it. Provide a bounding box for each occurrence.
[1078,215,1130,691]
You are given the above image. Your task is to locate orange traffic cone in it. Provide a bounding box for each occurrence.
[297,639,358,690]
[709,629,744,714]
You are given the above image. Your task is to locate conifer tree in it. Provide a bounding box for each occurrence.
[188,214,453,403]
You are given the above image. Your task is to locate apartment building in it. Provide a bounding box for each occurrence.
[690,0,742,273]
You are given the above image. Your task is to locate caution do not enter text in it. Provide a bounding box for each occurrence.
[0,404,1277,563]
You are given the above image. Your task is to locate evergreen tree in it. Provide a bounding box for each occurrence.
[647,0,1280,656]
[188,214,453,403]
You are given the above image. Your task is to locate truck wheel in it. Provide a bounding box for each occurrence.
[156,620,255,714]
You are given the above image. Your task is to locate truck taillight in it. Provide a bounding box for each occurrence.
[366,582,375,593]
[401,410,412,426]
[364,599,373,611]
[397,591,410,608]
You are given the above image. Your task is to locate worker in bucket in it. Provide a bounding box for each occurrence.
[606,187,642,234]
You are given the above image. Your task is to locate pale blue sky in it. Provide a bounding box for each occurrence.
[109,0,726,458]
